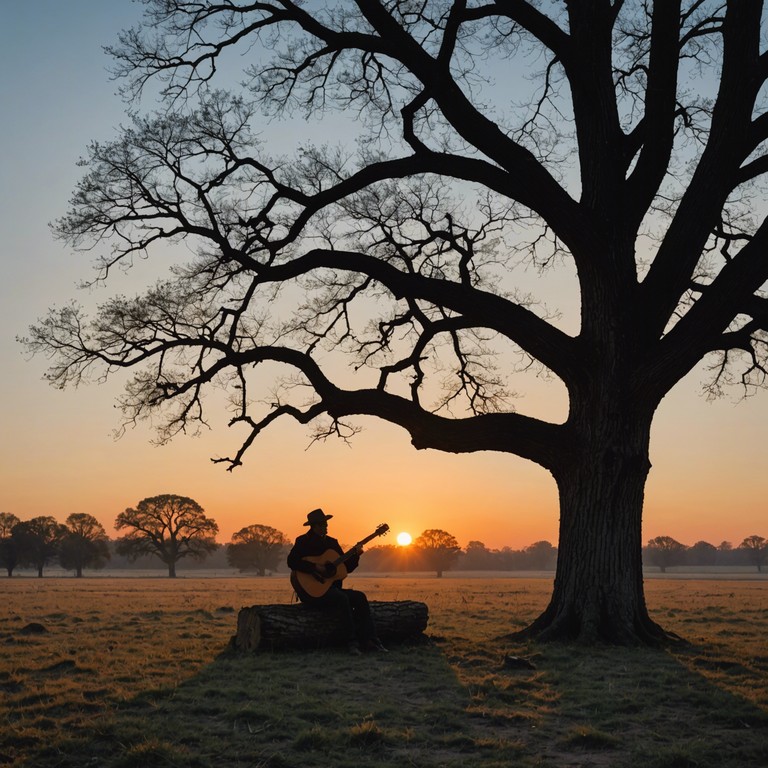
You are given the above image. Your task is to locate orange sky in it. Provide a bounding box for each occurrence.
[1,3,767,554]
[1,350,766,551]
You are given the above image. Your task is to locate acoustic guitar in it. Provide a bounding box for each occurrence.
[290,523,389,600]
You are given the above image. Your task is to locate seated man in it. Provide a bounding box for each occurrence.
[287,508,386,655]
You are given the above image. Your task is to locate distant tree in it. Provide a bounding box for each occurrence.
[687,541,717,567]
[226,524,288,575]
[413,529,461,578]
[59,513,111,577]
[716,541,736,567]
[495,547,523,571]
[115,495,219,578]
[523,541,558,570]
[644,536,687,574]
[0,513,18,537]
[361,543,412,572]
[461,540,493,570]
[738,535,767,573]
[13,516,68,577]
[0,513,21,577]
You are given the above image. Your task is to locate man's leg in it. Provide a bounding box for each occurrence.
[343,589,383,650]
[309,588,360,652]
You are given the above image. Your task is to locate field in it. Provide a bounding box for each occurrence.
[1,576,766,768]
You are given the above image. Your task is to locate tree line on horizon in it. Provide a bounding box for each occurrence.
[1,495,766,578]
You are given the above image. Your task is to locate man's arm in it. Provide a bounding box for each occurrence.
[287,539,317,574]
[345,544,362,574]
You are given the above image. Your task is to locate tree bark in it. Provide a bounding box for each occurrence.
[515,396,675,645]
[231,600,429,651]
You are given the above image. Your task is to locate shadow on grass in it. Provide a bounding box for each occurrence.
[14,637,527,768]
[523,640,768,768]
[8,636,768,768]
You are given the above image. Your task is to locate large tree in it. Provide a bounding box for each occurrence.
[413,529,462,577]
[115,494,219,577]
[22,2,768,642]
[644,535,686,573]
[0,513,21,577]
[59,513,111,578]
[13,516,68,578]
[738,534,767,572]
[227,523,289,575]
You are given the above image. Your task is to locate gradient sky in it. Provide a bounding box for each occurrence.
[0,1,766,552]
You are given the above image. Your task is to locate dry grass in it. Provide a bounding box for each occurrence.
[1,576,766,767]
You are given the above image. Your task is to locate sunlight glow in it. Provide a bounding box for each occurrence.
[396,531,412,546]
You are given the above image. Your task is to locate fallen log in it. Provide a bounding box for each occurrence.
[232,600,429,651]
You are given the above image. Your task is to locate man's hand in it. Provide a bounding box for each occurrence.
[310,565,326,582]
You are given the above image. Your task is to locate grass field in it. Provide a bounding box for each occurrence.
[1,576,766,768]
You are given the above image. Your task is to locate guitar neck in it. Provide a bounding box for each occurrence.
[333,527,388,566]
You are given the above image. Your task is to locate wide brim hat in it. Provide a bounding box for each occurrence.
[304,508,334,526]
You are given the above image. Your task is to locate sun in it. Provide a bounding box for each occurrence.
[396,531,412,547]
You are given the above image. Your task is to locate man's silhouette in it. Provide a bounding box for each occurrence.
[287,508,386,654]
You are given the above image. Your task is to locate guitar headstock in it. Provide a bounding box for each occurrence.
[375,523,390,537]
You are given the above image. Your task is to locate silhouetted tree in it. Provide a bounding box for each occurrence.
[360,543,413,572]
[0,512,21,577]
[687,540,717,567]
[644,536,687,573]
[0,513,18,537]
[227,524,288,575]
[738,535,767,572]
[496,547,523,571]
[523,541,558,570]
[115,495,219,578]
[59,513,111,577]
[716,541,736,567]
[13,516,68,577]
[23,2,768,643]
[413,529,461,578]
[462,540,494,570]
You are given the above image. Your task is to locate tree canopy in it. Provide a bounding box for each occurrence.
[60,513,111,577]
[413,528,461,577]
[22,1,768,642]
[115,494,219,577]
[0,512,21,577]
[738,534,767,571]
[644,535,686,573]
[12,516,68,578]
[227,523,289,575]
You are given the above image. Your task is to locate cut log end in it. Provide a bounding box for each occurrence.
[231,600,429,652]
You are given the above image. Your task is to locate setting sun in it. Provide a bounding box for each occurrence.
[396,532,412,546]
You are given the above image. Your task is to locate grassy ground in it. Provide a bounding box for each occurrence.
[1,576,766,768]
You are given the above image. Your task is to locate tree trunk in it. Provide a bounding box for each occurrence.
[516,400,673,645]
[231,600,429,651]
[168,562,176,578]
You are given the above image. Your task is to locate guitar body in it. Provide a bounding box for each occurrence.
[291,551,349,600]
[290,523,390,601]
